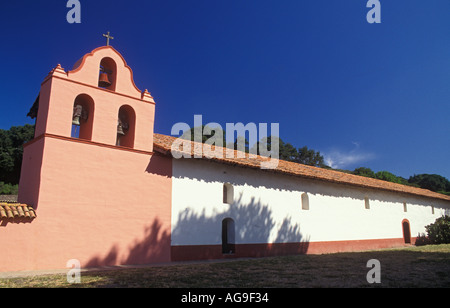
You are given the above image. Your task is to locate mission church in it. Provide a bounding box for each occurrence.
[1,43,449,272]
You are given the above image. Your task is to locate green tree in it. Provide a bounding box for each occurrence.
[425,216,450,244]
[255,137,297,161]
[279,141,298,162]
[353,167,376,178]
[295,146,326,167]
[181,125,226,144]
[0,182,19,195]
[251,137,327,167]
[374,171,409,185]
[0,124,35,185]
[408,174,450,193]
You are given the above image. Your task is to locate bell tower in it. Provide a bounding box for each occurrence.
[16,44,172,267]
[19,45,158,207]
[10,42,173,270]
[32,45,155,152]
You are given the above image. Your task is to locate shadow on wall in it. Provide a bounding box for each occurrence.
[175,158,448,207]
[84,193,309,268]
[85,219,171,268]
[171,192,310,260]
[145,153,172,178]
[85,157,312,268]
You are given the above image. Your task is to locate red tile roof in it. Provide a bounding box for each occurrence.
[0,203,37,221]
[153,133,450,202]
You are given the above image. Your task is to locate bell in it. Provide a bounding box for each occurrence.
[72,116,81,126]
[117,120,126,136]
[98,72,112,88]
[117,125,126,136]
[72,105,83,125]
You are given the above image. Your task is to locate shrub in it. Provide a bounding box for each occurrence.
[425,215,450,244]
[0,182,19,195]
[415,233,431,246]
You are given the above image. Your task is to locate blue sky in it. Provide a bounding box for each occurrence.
[0,0,449,179]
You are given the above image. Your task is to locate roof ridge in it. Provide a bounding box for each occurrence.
[152,133,450,202]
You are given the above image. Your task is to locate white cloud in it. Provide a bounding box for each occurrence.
[323,143,376,170]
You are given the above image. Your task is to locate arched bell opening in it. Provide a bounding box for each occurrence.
[98,57,117,91]
[116,105,136,149]
[71,94,94,141]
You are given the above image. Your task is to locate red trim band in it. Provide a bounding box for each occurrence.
[171,238,414,261]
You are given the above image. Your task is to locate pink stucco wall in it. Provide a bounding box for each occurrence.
[3,138,172,272]
[0,46,171,272]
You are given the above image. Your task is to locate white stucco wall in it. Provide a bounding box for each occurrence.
[171,158,449,247]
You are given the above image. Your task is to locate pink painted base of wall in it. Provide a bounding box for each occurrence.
[171,238,415,262]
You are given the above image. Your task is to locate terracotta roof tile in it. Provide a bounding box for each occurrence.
[0,203,36,221]
[153,133,450,203]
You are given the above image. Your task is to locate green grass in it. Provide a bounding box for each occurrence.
[2,244,450,288]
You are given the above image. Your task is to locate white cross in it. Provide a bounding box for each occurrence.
[103,31,114,46]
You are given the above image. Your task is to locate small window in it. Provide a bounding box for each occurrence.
[403,202,407,213]
[223,183,234,204]
[364,197,370,210]
[431,205,435,215]
[301,193,309,211]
